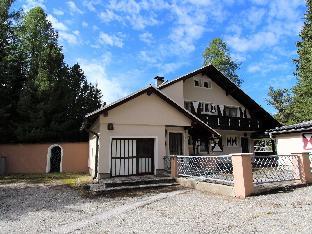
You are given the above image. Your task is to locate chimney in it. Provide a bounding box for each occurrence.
[154,76,164,87]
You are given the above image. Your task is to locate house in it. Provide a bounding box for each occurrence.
[266,121,312,155]
[83,65,280,179]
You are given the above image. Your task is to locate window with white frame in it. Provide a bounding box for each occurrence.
[199,102,218,115]
[224,106,238,117]
[194,77,211,89]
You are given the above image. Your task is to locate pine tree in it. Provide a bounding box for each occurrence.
[292,0,312,122]
[0,0,24,142]
[203,38,242,87]
[1,5,102,142]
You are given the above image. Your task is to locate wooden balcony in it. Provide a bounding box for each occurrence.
[199,115,262,131]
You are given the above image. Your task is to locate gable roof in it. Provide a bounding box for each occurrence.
[266,121,312,135]
[85,85,221,137]
[159,64,280,129]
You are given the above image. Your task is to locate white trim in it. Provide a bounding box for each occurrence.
[109,136,158,175]
[46,144,63,173]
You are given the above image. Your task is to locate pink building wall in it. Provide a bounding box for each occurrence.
[0,142,89,174]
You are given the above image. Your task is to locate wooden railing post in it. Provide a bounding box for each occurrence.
[292,152,312,184]
[231,153,254,198]
[171,155,178,178]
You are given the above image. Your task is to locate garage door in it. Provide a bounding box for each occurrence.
[111,138,154,177]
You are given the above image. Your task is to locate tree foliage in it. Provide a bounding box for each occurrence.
[203,38,242,87]
[266,87,294,124]
[292,0,312,122]
[267,0,312,124]
[0,4,102,143]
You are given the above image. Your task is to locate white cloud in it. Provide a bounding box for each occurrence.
[59,31,79,44]
[226,31,278,52]
[226,0,305,54]
[99,32,124,48]
[73,30,80,36]
[78,56,129,104]
[53,8,64,16]
[247,61,290,75]
[22,0,46,11]
[67,1,83,14]
[82,21,88,27]
[139,51,158,64]
[47,15,68,31]
[98,0,166,30]
[83,0,101,12]
[139,32,153,44]
[99,9,121,23]
[47,15,79,45]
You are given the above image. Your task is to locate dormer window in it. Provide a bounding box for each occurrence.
[194,80,199,87]
[203,81,211,88]
[194,77,211,89]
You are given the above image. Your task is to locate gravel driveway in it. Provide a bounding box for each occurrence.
[1,182,312,233]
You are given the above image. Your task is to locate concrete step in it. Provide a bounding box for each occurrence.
[89,182,178,193]
[102,177,176,188]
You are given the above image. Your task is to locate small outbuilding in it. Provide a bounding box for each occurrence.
[266,121,312,155]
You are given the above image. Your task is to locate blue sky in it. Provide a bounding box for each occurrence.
[16,0,306,114]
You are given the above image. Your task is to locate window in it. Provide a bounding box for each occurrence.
[226,136,239,147]
[203,81,211,88]
[194,78,211,89]
[199,140,209,152]
[169,133,183,155]
[224,106,238,117]
[204,103,210,112]
[194,80,199,87]
[184,101,192,112]
[201,102,218,115]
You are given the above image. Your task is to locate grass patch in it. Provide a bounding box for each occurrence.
[0,173,92,187]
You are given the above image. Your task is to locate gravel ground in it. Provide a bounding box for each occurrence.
[1,182,312,233]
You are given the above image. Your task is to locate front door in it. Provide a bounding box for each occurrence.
[241,137,249,153]
[111,138,154,177]
[169,133,183,155]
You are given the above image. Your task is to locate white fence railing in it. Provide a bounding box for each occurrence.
[164,155,234,185]
[165,154,304,186]
[252,155,301,184]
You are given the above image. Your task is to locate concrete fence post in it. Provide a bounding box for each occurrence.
[230,153,254,198]
[292,152,312,184]
[171,155,178,178]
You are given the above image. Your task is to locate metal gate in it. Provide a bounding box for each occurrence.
[111,138,154,177]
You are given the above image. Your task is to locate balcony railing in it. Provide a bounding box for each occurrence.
[199,115,261,131]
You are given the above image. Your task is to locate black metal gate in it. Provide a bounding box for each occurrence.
[111,138,154,177]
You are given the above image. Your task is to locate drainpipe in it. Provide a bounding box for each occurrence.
[86,129,99,180]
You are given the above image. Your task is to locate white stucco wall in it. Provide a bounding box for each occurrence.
[275,132,312,155]
[183,74,250,117]
[88,118,100,177]
[96,92,193,175]
[217,130,254,155]
[160,80,184,106]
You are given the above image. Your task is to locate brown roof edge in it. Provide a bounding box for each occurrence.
[85,85,221,138]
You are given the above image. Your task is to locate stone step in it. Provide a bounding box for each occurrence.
[102,177,176,188]
[89,182,178,193]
